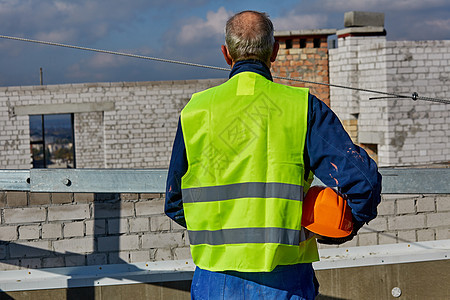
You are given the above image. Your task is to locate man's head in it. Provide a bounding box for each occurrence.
[222,10,279,67]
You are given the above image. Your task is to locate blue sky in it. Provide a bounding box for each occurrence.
[1,0,449,87]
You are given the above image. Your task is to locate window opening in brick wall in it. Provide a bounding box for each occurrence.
[29,113,76,168]
[313,38,321,48]
[299,39,306,48]
[285,39,293,49]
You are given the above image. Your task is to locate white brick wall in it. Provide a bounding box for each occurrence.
[0,192,189,270]
[384,40,450,166]
[75,112,104,168]
[4,207,46,223]
[0,190,448,270]
[0,79,225,169]
[330,37,450,166]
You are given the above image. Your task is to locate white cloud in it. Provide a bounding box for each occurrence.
[0,0,152,43]
[273,13,328,31]
[177,7,233,45]
[90,54,127,69]
[425,18,450,31]
[2,0,450,87]
[284,0,450,40]
[68,46,153,71]
[35,29,79,43]
[53,1,76,14]
[313,0,448,12]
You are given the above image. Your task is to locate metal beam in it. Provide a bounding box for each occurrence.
[0,170,30,191]
[0,168,448,194]
[379,168,450,194]
[30,169,167,193]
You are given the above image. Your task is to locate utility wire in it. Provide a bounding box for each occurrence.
[1,34,449,105]
[0,35,229,72]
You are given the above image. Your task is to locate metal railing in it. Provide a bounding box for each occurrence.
[0,168,448,293]
[1,168,449,193]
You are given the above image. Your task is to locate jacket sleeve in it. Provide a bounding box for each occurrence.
[164,118,188,228]
[305,94,382,224]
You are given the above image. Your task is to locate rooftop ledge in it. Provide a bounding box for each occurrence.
[275,29,337,37]
[0,239,448,292]
[337,26,386,36]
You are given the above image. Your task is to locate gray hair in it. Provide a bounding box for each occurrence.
[225,11,275,63]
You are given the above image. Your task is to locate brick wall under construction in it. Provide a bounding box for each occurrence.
[0,190,448,271]
[0,191,188,270]
[272,33,331,106]
[329,35,450,166]
[0,79,225,170]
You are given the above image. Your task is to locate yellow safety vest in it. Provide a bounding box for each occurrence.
[181,71,319,272]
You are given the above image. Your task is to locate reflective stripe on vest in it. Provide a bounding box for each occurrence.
[182,182,303,203]
[188,227,314,246]
[180,71,319,272]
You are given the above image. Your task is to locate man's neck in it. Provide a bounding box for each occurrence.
[229,59,273,81]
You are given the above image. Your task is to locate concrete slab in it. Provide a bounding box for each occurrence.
[344,11,385,27]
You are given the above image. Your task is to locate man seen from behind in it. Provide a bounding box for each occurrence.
[165,10,382,299]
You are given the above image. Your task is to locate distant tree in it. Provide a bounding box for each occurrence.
[32,147,42,158]
[54,147,71,160]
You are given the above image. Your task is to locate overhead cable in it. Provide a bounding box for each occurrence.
[1,34,449,105]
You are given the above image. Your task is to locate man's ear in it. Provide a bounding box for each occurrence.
[270,41,279,63]
[221,45,233,66]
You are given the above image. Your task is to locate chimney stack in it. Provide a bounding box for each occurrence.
[338,11,386,38]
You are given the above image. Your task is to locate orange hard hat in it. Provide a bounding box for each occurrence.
[301,186,353,238]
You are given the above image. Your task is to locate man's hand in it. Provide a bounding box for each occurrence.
[317,220,364,245]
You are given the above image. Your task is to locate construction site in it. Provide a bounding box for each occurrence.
[0,10,449,299]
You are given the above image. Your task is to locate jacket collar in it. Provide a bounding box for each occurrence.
[229,59,273,82]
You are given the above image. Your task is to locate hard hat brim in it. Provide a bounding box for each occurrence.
[304,221,353,238]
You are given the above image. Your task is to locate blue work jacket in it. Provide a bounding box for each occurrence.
[165,59,382,229]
